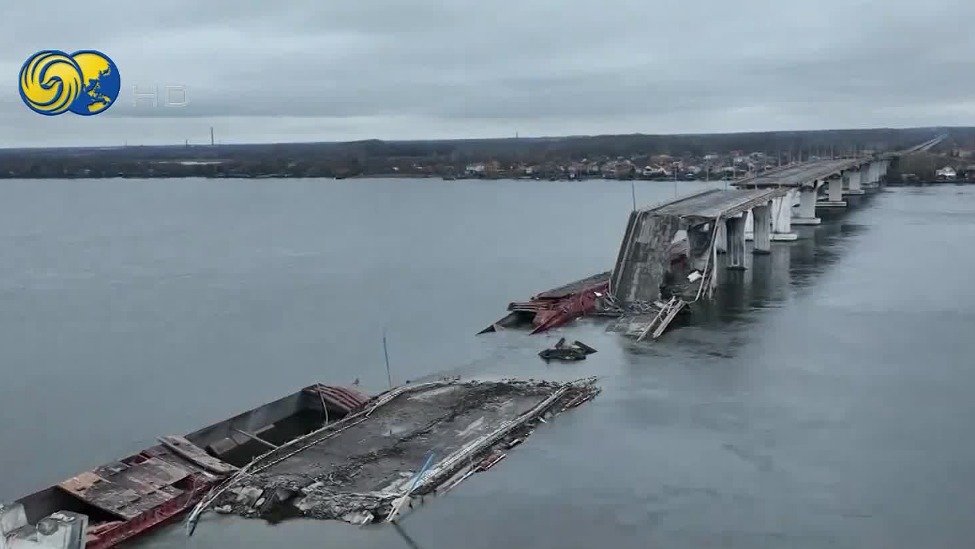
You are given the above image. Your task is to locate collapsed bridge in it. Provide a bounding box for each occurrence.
[482,138,939,339]
[611,187,790,303]
[608,153,899,338]
[606,187,791,339]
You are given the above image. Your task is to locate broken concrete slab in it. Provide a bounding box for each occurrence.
[192,379,599,526]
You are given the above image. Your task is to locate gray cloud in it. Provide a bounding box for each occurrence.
[1,0,973,146]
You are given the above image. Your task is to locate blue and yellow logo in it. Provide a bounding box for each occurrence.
[19,50,120,116]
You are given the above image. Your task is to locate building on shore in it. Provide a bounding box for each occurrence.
[936,166,957,180]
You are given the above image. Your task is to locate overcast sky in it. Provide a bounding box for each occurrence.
[1,0,973,147]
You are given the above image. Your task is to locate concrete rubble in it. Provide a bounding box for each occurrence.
[196,379,600,526]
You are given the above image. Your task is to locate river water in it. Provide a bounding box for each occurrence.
[1,179,973,548]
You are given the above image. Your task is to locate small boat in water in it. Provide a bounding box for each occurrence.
[0,384,369,549]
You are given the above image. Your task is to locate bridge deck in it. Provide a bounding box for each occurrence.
[644,187,788,220]
[733,159,861,188]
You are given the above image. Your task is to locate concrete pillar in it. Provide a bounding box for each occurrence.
[771,190,798,240]
[820,177,847,208]
[715,220,727,253]
[752,202,771,254]
[793,184,821,225]
[844,168,864,195]
[861,163,872,187]
[687,223,712,272]
[829,177,844,202]
[725,215,746,270]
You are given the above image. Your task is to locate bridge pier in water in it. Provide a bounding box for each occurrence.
[865,160,888,187]
[746,191,797,242]
[793,185,821,225]
[725,216,747,269]
[865,162,879,188]
[819,176,847,208]
[771,190,798,240]
[844,167,865,195]
[752,201,772,255]
[688,223,714,272]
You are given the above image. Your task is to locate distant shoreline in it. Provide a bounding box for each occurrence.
[0,173,720,183]
[0,126,957,181]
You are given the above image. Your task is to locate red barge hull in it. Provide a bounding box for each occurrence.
[2,384,370,549]
[479,272,611,335]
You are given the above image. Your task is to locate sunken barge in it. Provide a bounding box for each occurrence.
[479,272,612,335]
[479,237,692,337]
[1,379,598,549]
[0,384,368,549]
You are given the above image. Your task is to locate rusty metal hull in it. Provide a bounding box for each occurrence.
[480,272,611,335]
[4,384,369,549]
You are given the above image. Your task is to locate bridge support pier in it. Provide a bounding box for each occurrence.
[792,185,821,225]
[864,162,879,187]
[746,193,797,242]
[715,220,727,253]
[726,216,746,270]
[771,191,798,240]
[688,223,713,272]
[844,168,865,195]
[771,190,799,242]
[752,202,772,254]
[818,176,847,208]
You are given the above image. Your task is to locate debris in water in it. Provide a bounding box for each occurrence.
[190,379,600,527]
[538,338,598,362]
[3,383,371,549]
[479,272,611,335]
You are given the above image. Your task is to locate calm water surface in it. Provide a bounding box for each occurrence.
[1,179,973,548]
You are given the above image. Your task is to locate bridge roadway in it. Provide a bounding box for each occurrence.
[732,158,862,189]
[905,134,948,153]
[610,135,947,306]
[610,135,946,304]
[646,187,789,220]
[733,151,917,224]
[732,133,946,223]
[602,135,951,338]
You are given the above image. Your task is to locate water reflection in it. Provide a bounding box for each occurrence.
[392,522,426,549]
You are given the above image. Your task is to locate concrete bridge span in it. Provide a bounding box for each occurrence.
[610,136,946,314]
[610,187,789,304]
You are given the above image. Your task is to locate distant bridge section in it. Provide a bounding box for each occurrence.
[730,136,944,224]
[610,136,942,308]
[903,133,947,153]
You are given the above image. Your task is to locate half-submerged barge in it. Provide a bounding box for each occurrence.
[479,272,611,335]
[478,241,689,335]
[2,379,599,548]
[1,385,369,549]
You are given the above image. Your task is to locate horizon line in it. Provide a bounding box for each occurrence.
[0,125,957,153]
